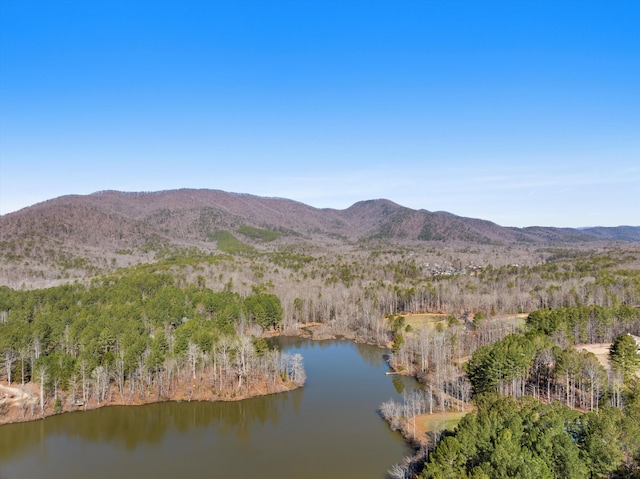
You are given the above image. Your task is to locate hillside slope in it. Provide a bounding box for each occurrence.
[3,188,639,248]
[1,189,638,287]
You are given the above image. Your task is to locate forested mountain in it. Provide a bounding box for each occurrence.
[3,189,638,249]
[1,188,639,290]
[2,189,638,252]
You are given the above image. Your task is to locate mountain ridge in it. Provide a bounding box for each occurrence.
[2,188,639,247]
[2,188,639,289]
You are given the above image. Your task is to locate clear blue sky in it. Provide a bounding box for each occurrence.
[1,0,638,227]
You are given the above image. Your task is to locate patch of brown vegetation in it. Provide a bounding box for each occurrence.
[574,342,640,378]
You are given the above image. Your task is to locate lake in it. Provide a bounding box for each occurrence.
[0,338,416,479]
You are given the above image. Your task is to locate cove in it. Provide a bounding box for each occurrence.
[0,339,416,479]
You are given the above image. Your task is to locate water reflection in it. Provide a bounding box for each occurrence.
[0,388,304,458]
[0,339,414,479]
[392,375,406,395]
[355,342,389,367]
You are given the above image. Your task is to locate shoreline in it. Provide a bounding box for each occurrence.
[0,323,390,427]
[1,325,435,476]
[0,328,311,427]
[0,375,303,427]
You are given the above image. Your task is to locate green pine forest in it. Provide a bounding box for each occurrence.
[0,268,304,419]
[415,311,640,478]
[382,303,640,478]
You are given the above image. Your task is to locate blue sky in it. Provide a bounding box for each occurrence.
[1,0,638,227]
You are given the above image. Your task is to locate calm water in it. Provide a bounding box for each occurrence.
[0,339,416,479]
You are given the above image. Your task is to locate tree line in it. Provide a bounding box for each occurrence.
[420,393,640,478]
[382,304,640,478]
[0,271,304,421]
[526,304,640,344]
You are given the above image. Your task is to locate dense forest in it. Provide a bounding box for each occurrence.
[419,393,640,478]
[382,304,640,478]
[0,272,304,421]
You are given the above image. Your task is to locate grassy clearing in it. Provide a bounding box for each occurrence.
[403,313,448,331]
[503,313,528,327]
[417,411,468,435]
[574,342,640,378]
[403,312,528,332]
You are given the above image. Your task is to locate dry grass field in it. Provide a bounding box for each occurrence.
[575,341,640,378]
[575,343,612,370]
[402,313,449,331]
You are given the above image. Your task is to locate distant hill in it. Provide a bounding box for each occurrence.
[1,189,638,286]
[2,189,639,249]
[576,226,640,242]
